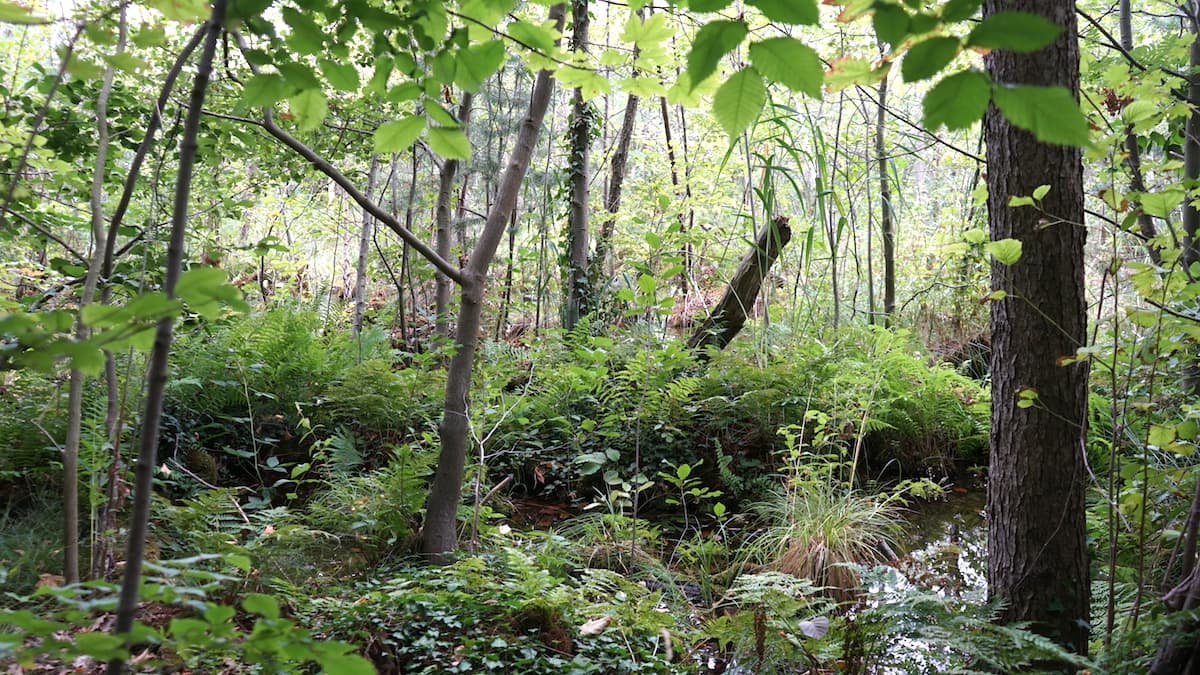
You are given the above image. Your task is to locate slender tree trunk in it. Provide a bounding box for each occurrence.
[1115,0,1163,266]
[352,156,380,337]
[564,0,591,329]
[1182,4,1200,395]
[496,209,517,340]
[984,0,1090,659]
[422,5,566,562]
[876,73,895,324]
[436,94,474,339]
[108,2,225,669]
[660,96,689,296]
[592,92,638,278]
[63,7,125,585]
[1150,5,1200,669]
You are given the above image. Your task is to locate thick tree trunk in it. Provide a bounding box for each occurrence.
[876,73,895,324]
[564,0,591,329]
[984,0,1090,659]
[108,1,225,669]
[435,94,473,340]
[422,5,565,562]
[351,156,380,337]
[687,216,791,354]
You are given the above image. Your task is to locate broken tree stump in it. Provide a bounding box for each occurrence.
[687,216,792,355]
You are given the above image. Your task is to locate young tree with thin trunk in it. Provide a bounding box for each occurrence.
[108,0,226,668]
[564,0,591,330]
[435,94,473,340]
[984,0,1090,658]
[351,156,379,337]
[423,5,566,560]
[875,71,895,324]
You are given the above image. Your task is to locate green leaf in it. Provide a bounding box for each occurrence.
[282,7,324,54]
[0,0,49,24]
[623,12,674,47]
[873,4,910,47]
[374,116,426,153]
[825,57,888,91]
[992,84,1089,147]
[229,0,272,21]
[686,20,748,91]
[748,38,822,99]
[315,653,375,675]
[145,0,209,22]
[175,267,249,320]
[1148,424,1175,448]
[1139,189,1184,218]
[508,19,557,53]
[967,11,1062,53]
[986,238,1022,265]
[242,593,280,619]
[427,126,471,160]
[712,67,765,137]
[747,0,818,25]
[278,62,320,90]
[318,59,359,91]
[901,36,960,82]
[455,40,505,93]
[131,24,167,48]
[1032,184,1051,200]
[689,0,732,11]
[941,0,982,22]
[287,88,327,132]
[923,70,990,131]
[242,73,290,107]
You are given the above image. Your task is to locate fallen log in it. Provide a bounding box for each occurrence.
[687,216,792,355]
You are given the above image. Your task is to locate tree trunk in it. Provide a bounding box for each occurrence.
[1150,5,1200,668]
[592,92,638,278]
[984,0,1090,659]
[351,156,380,337]
[687,216,791,354]
[435,94,474,340]
[422,4,565,562]
[660,96,690,296]
[63,7,125,584]
[108,1,225,669]
[1182,4,1200,396]
[564,0,591,329]
[876,72,895,324]
[1115,0,1163,266]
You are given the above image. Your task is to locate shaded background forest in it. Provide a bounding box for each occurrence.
[0,0,1197,672]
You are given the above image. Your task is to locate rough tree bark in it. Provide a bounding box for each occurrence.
[875,72,895,324]
[107,1,226,669]
[687,216,791,355]
[564,0,591,329]
[351,156,380,337]
[435,94,473,340]
[422,4,566,562]
[984,0,1090,659]
[592,92,637,278]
